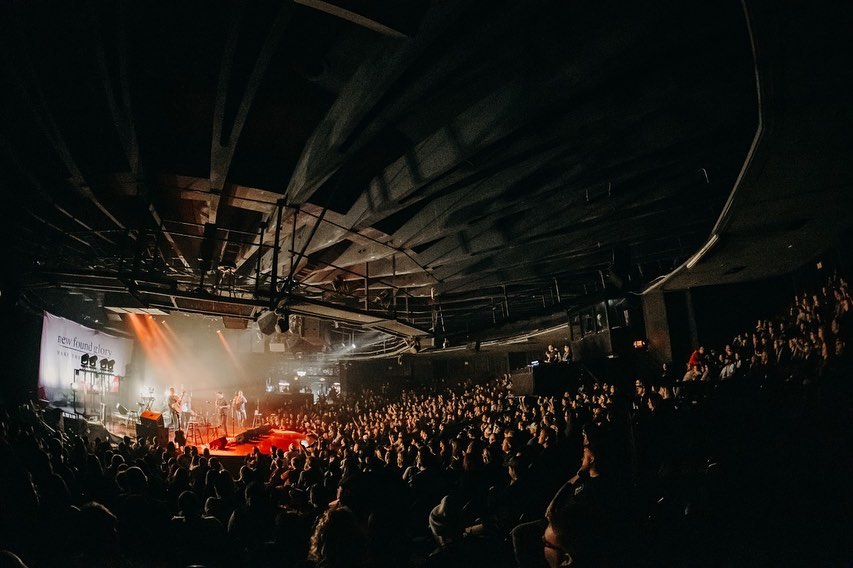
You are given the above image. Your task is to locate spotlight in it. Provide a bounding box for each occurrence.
[275,315,289,333]
[100,358,108,371]
[81,354,89,367]
[88,355,98,369]
[107,359,115,372]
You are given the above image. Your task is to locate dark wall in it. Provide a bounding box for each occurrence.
[689,274,796,351]
[664,291,693,367]
[0,291,43,403]
[642,289,672,364]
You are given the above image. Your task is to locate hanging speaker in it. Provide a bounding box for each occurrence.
[257,310,278,335]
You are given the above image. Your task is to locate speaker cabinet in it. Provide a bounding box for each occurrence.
[136,423,169,446]
[139,410,164,427]
[257,310,278,335]
[209,436,227,450]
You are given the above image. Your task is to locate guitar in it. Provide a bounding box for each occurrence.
[170,390,186,414]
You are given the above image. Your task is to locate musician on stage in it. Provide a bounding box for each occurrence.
[232,390,247,431]
[216,391,229,436]
[167,387,182,429]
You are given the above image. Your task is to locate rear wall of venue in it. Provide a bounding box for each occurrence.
[688,274,797,353]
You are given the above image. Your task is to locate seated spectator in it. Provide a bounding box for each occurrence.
[542,492,610,568]
[308,506,367,568]
[171,490,225,567]
[688,345,706,367]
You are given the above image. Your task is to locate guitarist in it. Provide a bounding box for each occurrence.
[168,387,184,430]
[216,391,229,436]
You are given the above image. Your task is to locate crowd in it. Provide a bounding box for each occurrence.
[0,271,850,568]
[680,274,850,388]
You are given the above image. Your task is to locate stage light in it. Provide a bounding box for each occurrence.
[88,355,98,368]
[107,359,115,372]
[100,358,108,371]
[81,354,89,367]
[633,339,647,350]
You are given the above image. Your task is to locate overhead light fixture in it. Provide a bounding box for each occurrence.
[88,355,98,369]
[106,359,115,372]
[100,358,108,371]
[81,354,89,367]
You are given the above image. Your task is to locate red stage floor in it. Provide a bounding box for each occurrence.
[206,429,307,458]
[104,418,306,459]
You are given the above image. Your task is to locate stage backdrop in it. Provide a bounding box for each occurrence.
[39,312,135,400]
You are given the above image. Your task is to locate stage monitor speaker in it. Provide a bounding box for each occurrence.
[62,416,87,436]
[235,428,261,444]
[87,421,111,442]
[209,436,227,450]
[135,423,169,446]
[258,310,278,335]
[139,410,164,427]
[43,406,61,429]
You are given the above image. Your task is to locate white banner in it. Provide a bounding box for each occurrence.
[39,311,135,399]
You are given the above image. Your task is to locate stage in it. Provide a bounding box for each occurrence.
[205,428,307,458]
[50,405,307,463]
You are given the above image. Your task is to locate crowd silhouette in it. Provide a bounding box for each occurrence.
[1,271,851,567]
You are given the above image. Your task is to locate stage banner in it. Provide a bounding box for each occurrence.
[39,312,135,399]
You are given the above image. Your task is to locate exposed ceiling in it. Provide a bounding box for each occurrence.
[5,0,842,354]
